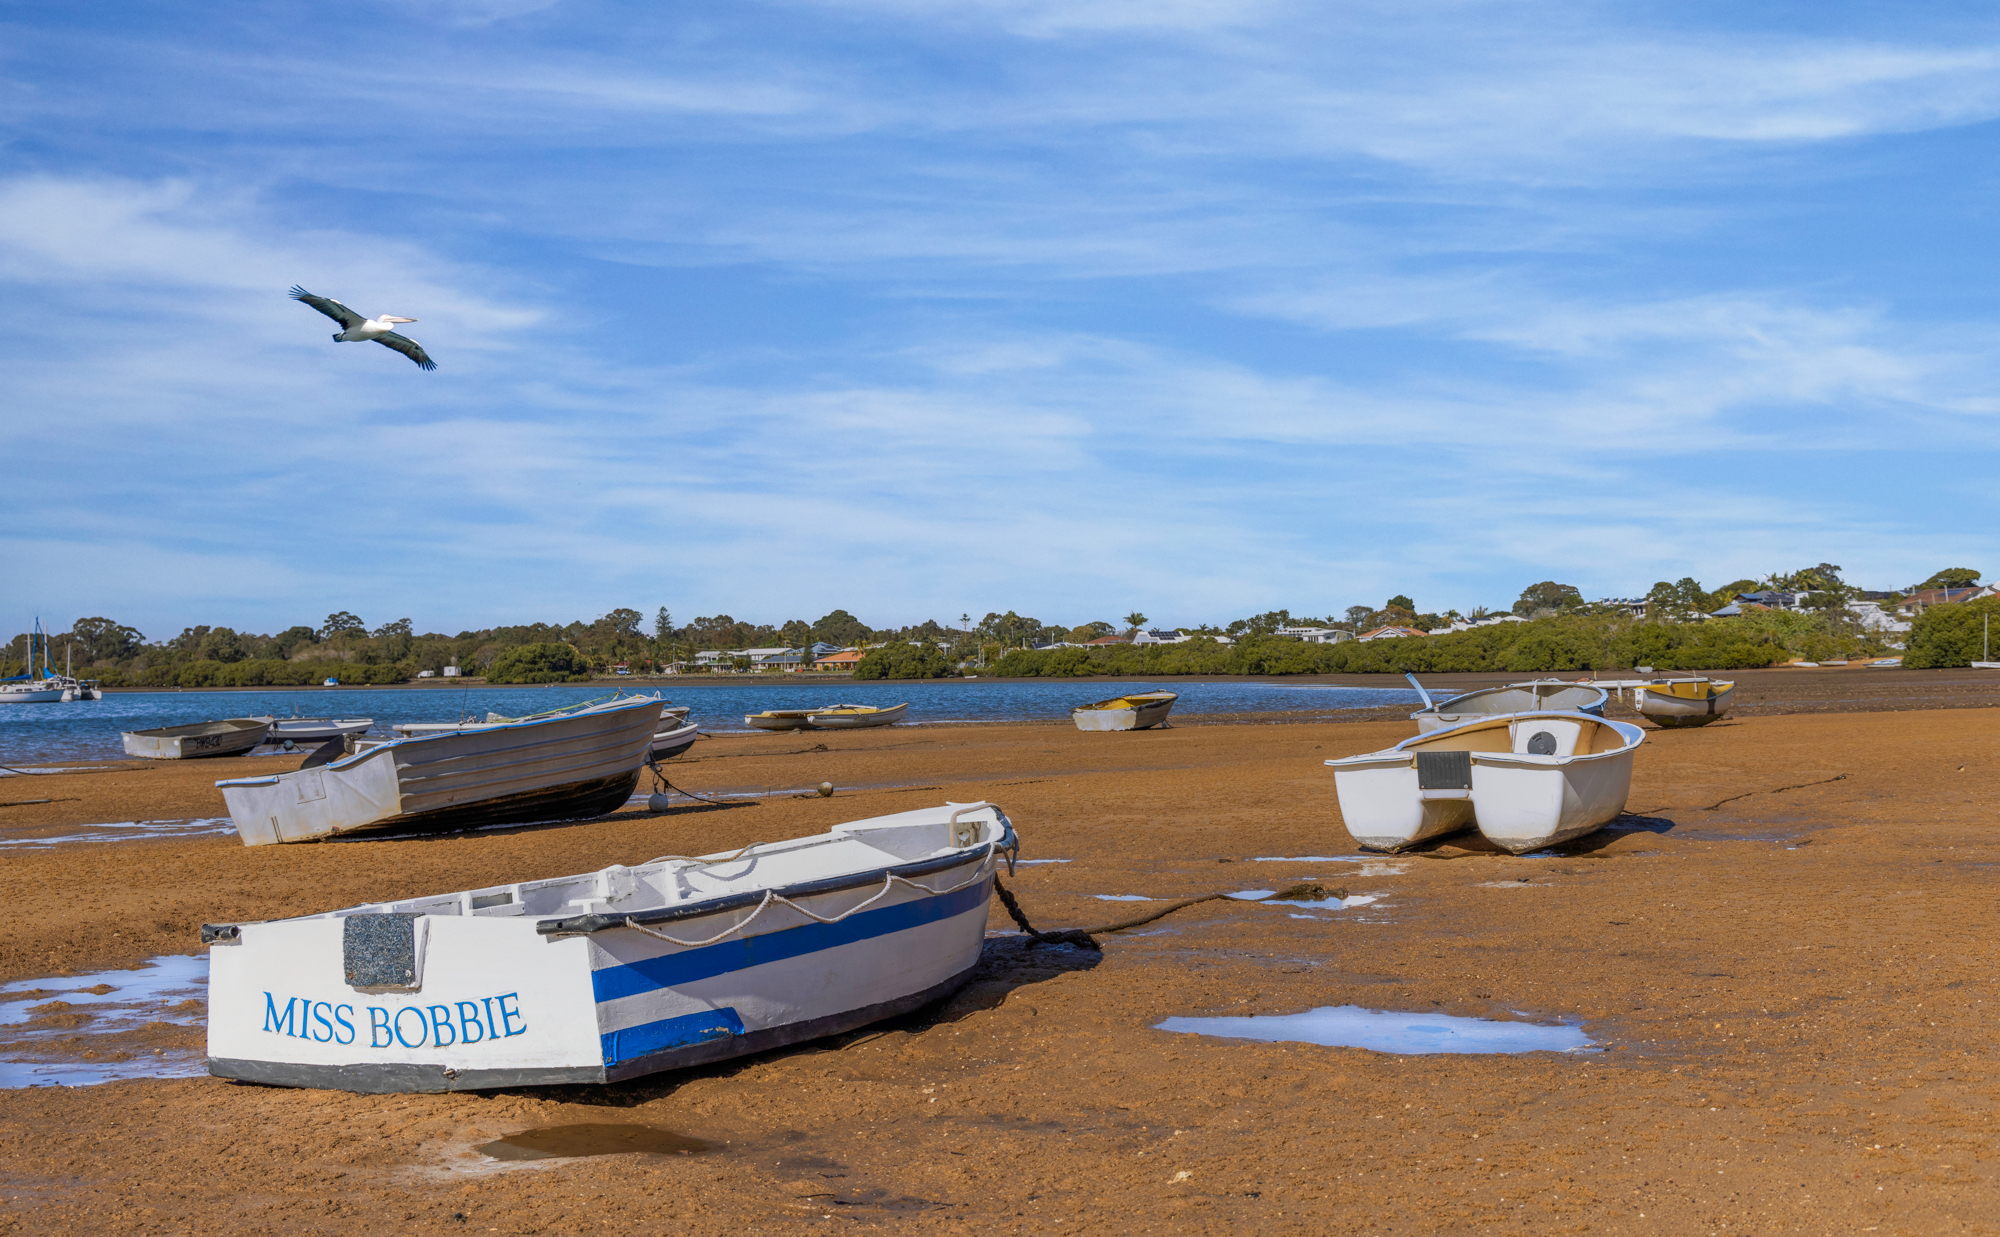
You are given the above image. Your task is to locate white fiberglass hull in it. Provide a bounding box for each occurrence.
[651,721,700,759]
[269,718,376,742]
[1071,693,1177,732]
[217,697,660,845]
[0,685,65,704]
[807,703,907,729]
[1328,712,1644,854]
[202,802,1012,1092]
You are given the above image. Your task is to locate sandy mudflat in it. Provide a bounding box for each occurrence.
[1,698,1998,1234]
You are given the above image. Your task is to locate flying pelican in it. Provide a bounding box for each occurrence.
[289,286,437,370]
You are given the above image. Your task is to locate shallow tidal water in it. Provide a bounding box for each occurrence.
[0,680,1424,763]
[1157,1005,1595,1055]
[0,954,209,1088]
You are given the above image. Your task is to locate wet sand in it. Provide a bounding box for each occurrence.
[1,698,1997,1234]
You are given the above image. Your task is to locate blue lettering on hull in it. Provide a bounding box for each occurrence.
[260,991,527,1049]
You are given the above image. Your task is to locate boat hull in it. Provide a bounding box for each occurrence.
[806,703,907,729]
[745,713,815,731]
[1328,713,1644,854]
[650,721,700,760]
[1072,694,1177,732]
[122,719,270,759]
[0,686,66,704]
[1634,682,1734,728]
[270,718,375,742]
[203,838,999,1092]
[218,699,659,844]
[1413,683,1609,733]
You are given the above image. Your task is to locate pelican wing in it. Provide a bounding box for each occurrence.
[289,286,366,330]
[374,331,437,371]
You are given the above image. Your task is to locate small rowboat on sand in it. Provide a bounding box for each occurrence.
[651,721,701,760]
[266,717,375,743]
[122,718,271,760]
[1325,711,1645,854]
[1071,691,1178,732]
[1632,679,1734,728]
[806,703,907,729]
[216,697,661,845]
[743,704,905,731]
[200,800,1014,1093]
[1408,675,1608,733]
[744,709,818,732]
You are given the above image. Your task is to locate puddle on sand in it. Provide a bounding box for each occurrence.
[479,1124,710,1161]
[0,818,236,848]
[0,954,209,1087]
[1158,1005,1595,1055]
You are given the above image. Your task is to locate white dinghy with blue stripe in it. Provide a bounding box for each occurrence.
[202,801,1014,1093]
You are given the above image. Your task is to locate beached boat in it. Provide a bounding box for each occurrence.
[1071,691,1178,732]
[200,800,1014,1092]
[807,703,907,729]
[267,717,375,743]
[1408,677,1609,733]
[214,697,661,845]
[743,708,817,731]
[1326,711,1645,854]
[651,720,701,760]
[123,718,272,760]
[1632,679,1734,728]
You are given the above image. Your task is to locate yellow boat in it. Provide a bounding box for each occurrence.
[1071,690,1178,732]
[1633,679,1734,728]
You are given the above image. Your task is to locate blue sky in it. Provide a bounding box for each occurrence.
[3,0,1997,637]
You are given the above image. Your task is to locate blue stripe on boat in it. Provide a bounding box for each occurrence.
[590,878,990,1005]
[602,1006,746,1065]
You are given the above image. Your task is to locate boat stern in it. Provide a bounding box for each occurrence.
[205,913,604,1092]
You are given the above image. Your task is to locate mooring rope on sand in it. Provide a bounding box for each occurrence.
[992,878,1237,948]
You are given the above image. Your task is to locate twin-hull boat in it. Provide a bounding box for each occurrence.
[1632,680,1733,728]
[1326,712,1645,854]
[216,697,661,845]
[201,801,1013,1093]
[1410,680,1609,733]
[744,703,907,731]
[122,718,272,759]
[1071,691,1178,731]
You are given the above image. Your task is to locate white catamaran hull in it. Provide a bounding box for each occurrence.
[202,802,1011,1092]
[1329,713,1645,854]
[217,698,661,845]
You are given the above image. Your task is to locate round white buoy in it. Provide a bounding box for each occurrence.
[817,782,834,797]
[647,793,673,813]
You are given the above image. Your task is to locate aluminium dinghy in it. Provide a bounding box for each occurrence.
[1407,675,1609,733]
[1071,691,1178,732]
[215,696,661,845]
[1632,679,1734,728]
[1326,711,1645,854]
[122,718,271,760]
[201,800,1014,1093]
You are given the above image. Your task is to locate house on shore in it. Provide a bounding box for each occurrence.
[1357,625,1427,641]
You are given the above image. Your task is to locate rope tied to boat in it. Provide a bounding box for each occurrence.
[992,877,1236,948]
[620,849,998,948]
